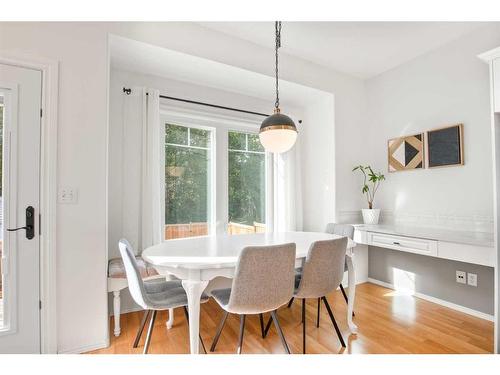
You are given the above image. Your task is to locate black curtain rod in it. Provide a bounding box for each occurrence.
[123,87,269,118]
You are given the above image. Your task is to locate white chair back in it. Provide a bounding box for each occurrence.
[118,239,148,309]
[325,223,354,239]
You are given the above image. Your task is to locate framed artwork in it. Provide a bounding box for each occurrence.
[426,124,464,168]
[388,133,424,172]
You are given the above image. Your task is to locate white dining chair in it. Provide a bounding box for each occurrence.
[209,243,296,354]
[118,239,209,354]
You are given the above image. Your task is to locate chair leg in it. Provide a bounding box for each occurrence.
[302,299,306,354]
[210,311,229,352]
[183,306,207,354]
[133,310,150,348]
[143,310,157,354]
[259,314,266,338]
[263,314,273,338]
[321,296,346,348]
[112,290,121,337]
[287,297,295,308]
[316,297,321,328]
[166,308,175,329]
[271,310,291,354]
[237,315,246,354]
[339,284,355,317]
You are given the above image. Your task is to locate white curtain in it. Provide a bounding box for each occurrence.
[273,141,303,232]
[121,87,162,253]
[140,88,163,250]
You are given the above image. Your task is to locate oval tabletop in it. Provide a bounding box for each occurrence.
[142,231,355,270]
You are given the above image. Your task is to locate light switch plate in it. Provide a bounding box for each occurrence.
[467,273,478,287]
[58,187,78,204]
[456,270,466,284]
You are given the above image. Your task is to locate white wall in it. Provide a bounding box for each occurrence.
[301,95,335,231]
[365,24,500,231]
[0,21,365,353]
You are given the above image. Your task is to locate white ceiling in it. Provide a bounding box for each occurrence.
[199,22,488,79]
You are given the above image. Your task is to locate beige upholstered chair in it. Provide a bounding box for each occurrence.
[325,223,354,310]
[118,239,209,354]
[209,243,296,354]
[267,238,348,353]
[287,223,355,322]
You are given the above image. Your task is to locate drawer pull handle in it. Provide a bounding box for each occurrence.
[393,241,401,245]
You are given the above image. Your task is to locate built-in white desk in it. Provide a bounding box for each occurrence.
[354,224,495,267]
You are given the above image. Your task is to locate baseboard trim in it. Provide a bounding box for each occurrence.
[58,339,109,354]
[367,278,494,322]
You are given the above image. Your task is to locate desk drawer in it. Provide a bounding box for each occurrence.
[367,232,438,257]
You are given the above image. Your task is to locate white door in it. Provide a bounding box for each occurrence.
[0,63,41,353]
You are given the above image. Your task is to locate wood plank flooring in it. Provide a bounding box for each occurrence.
[88,283,493,354]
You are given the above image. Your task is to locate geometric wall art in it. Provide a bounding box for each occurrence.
[426,124,464,168]
[388,133,425,172]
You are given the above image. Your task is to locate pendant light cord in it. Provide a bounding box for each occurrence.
[275,21,282,110]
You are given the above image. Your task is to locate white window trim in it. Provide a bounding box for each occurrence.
[160,104,274,238]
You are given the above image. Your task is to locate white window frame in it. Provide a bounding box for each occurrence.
[227,129,269,230]
[160,104,274,238]
[161,116,216,238]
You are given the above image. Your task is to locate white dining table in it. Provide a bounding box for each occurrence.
[142,231,357,354]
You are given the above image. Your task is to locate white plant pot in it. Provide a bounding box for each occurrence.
[362,209,381,224]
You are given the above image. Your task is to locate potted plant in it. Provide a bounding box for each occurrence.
[352,165,385,224]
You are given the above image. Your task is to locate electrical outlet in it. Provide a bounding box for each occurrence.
[467,273,478,287]
[58,187,78,204]
[456,270,466,284]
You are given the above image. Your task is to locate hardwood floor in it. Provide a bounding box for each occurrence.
[88,283,494,354]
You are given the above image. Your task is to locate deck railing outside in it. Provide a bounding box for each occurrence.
[165,221,265,239]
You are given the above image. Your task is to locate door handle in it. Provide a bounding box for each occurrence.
[7,206,35,240]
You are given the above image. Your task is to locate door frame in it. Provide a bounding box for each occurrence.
[0,53,59,354]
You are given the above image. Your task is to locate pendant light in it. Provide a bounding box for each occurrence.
[259,21,298,153]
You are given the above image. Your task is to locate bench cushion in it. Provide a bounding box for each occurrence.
[108,256,158,279]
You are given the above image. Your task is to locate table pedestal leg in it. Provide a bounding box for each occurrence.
[182,279,208,354]
[346,254,358,334]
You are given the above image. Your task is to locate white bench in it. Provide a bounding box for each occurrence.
[107,256,175,336]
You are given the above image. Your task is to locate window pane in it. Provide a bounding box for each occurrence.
[165,123,212,240]
[228,131,246,151]
[228,131,266,235]
[248,133,264,152]
[190,128,210,148]
[165,123,188,145]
